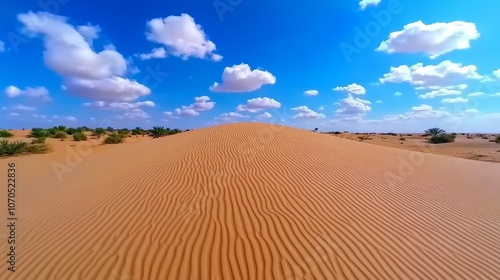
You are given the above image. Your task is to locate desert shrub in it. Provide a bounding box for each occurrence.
[117,129,130,136]
[73,132,87,141]
[451,133,457,136]
[399,137,406,141]
[26,143,51,154]
[31,137,47,144]
[28,128,48,138]
[482,136,489,139]
[92,127,106,138]
[406,134,413,136]
[495,136,500,144]
[132,127,146,136]
[103,133,125,144]
[430,134,456,144]
[0,130,13,138]
[53,131,68,139]
[334,131,342,134]
[150,126,167,138]
[106,126,115,132]
[0,140,28,156]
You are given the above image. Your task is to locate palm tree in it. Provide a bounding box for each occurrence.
[28,128,48,138]
[150,126,167,138]
[425,127,445,136]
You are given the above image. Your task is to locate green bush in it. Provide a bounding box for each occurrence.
[0,130,13,138]
[150,126,167,138]
[0,140,28,156]
[53,131,68,139]
[103,133,125,144]
[92,127,106,138]
[26,143,51,154]
[73,132,87,141]
[28,128,48,138]
[495,136,500,144]
[132,127,146,136]
[31,137,47,144]
[430,134,456,144]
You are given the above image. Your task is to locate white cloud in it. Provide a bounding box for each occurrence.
[318,106,325,111]
[139,47,167,60]
[66,116,77,121]
[18,11,150,102]
[335,94,371,115]
[256,112,272,119]
[491,92,500,97]
[146,13,221,61]
[4,85,51,100]
[304,89,319,96]
[441,97,468,104]
[394,91,402,96]
[376,20,480,58]
[493,69,500,79]
[359,0,381,10]
[210,64,276,92]
[236,97,281,113]
[291,106,325,119]
[12,105,36,112]
[461,109,480,115]
[418,86,465,99]
[84,100,155,110]
[220,112,248,118]
[77,24,101,46]
[0,40,5,52]
[380,61,482,88]
[468,92,484,97]
[333,83,366,95]
[8,112,20,116]
[164,96,215,117]
[376,100,383,104]
[115,109,151,120]
[383,104,452,122]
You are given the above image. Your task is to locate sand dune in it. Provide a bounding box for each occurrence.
[1,122,500,279]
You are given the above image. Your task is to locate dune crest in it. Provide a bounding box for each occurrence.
[1,122,500,280]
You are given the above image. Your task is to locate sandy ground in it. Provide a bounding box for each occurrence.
[328,132,500,163]
[1,122,500,279]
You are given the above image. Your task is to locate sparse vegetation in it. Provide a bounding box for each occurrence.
[28,128,48,138]
[31,137,47,144]
[92,127,106,138]
[430,134,456,144]
[150,126,168,138]
[103,132,126,144]
[53,131,68,140]
[399,137,406,141]
[106,126,115,133]
[495,136,500,144]
[0,139,50,157]
[132,127,146,136]
[73,132,87,141]
[0,130,13,138]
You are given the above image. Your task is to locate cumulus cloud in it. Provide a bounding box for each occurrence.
[335,94,371,115]
[359,0,381,10]
[468,92,484,97]
[219,112,248,120]
[493,69,500,79]
[4,85,51,101]
[377,20,480,58]
[236,97,281,113]
[77,24,101,46]
[164,96,215,117]
[84,100,155,110]
[304,89,319,96]
[394,91,402,96]
[291,106,325,119]
[66,116,77,121]
[146,13,221,61]
[333,83,366,95]
[256,112,272,119]
[380,60,482,88]
[385,104,451,121]
[491,92,500,97]
[115,109,151,120]
[210,64,276,92]
[441,97,468,104]
[18,11,150,102]
[139,47,167,60]
[376,100,383,104]
[418,85,467,99]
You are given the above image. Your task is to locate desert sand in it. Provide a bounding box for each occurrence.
[1,122,500,279]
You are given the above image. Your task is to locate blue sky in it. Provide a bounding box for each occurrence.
[1,0,499,132]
